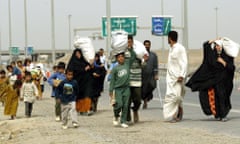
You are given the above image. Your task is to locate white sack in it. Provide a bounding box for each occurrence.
[221,37,240,58]
[74,37,95,64]
[111,30,128,51]
[133,40,149,59]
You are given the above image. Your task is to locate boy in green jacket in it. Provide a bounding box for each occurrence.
[109,35,136,128]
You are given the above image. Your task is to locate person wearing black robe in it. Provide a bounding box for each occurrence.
[186,40,235,121]
[67,49,93,115]
[91,53,106,112]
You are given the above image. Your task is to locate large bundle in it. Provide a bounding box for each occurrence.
[133,40,149,59]
[110,30,148,61]
[111,30,128,50]
[74,37,95,64]
[109,30,128,61]
[221,37,240,58]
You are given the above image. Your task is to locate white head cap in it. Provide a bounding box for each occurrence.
[214,40,223,47]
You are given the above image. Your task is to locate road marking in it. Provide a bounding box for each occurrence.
[153,98,240,114]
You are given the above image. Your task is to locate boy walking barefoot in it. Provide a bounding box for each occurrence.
[56,69,79,129]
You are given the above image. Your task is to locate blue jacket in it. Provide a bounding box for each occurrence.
[55,79,79,104]
[47,72,66,97]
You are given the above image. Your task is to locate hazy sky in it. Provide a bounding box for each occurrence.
[0,0,239,52]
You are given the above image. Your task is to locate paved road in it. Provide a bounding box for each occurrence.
[146,76,240,138]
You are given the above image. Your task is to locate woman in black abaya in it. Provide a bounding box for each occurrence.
[186,40,235,121]
[67,49,93,115]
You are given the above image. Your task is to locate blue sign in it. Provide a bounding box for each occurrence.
[152,16,171,36]
[26,46,34,55]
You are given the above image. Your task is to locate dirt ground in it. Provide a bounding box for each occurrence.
[1,91,240,144]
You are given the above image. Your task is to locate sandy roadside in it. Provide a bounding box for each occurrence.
[0,94,240,144]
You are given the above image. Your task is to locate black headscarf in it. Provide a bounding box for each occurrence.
[67,49,88,81]
[186,41,234,91]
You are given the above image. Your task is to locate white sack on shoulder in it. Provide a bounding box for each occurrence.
[74,37,95,64]
[133,40,149,59]
[111,30,128,51]
[221,37,240,58]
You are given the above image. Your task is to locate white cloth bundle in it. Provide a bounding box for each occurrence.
[133,40,149,59]
[74,37,95,64]
[111,30,128,50]
[214,37,240,58]
[221,37,240,58]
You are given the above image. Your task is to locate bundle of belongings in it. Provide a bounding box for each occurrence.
[212,37,240,58]
[110,30,148,61]
[74,36,95,65]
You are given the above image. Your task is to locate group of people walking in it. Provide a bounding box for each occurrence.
[0,58,46,120]
[163,31,235,123]
[109,30,236,128]
[0,30,236,130]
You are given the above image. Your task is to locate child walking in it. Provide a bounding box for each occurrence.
[47,62,66,122]
[109,36,136,128]
[56,69,79,129]
[20,71,39,118]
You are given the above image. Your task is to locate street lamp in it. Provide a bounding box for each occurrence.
[215,7,219,38]
[68,14,72,52]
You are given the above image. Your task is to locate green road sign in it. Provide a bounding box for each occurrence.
[10,47,19,55]
[102,16,137,36]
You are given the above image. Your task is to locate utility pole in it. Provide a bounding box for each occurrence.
[24,0,28,58]
[8,0,12,60]
[68,14,72,52]
[51,0,56,64]
[106,0,111,58]
[183,0,189,49]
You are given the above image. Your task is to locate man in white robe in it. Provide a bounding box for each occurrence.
[163,31,188,122]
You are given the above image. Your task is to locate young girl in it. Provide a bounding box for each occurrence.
[0,70,21,120]
[20,71,39,118]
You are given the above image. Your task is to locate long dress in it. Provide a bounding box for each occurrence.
[186,41,235,119]
[67,49,93,113]
[163,43,188,120]
[0,78,19,117]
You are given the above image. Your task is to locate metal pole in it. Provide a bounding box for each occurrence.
[106,0,111,59]
[161,0,165,63]
[24,0,28,58]
[183,0,189,49]
[68,14,72,52]
[0,31,2,63]
[51,0,56,64]
[8,0,12,60]
[215,7,218,38]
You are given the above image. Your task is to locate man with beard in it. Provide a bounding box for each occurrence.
[142,40,159,109]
